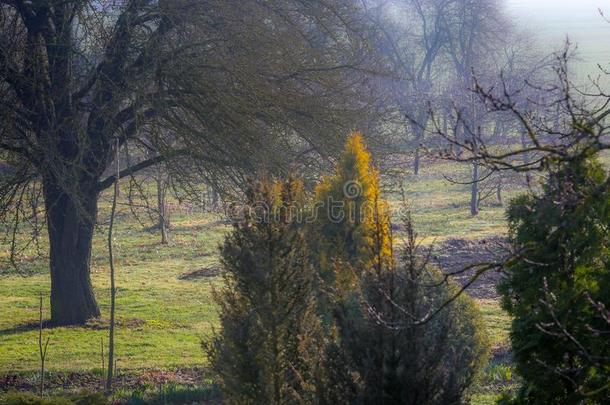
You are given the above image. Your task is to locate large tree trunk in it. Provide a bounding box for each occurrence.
[44,176,101,326]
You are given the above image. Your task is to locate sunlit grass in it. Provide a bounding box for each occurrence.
[0,211,227,372]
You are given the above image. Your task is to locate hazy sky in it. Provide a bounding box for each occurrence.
[506,0,610,76]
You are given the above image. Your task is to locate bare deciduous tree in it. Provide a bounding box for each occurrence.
[0,0,374,325]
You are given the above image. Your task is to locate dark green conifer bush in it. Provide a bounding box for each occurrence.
[311,134,490,404]
[333,212,490,404]
[208,134,491,405]
[205,178,334,404]
[500,158,610,404]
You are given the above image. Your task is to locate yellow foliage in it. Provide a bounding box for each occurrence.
[312,132,393,289]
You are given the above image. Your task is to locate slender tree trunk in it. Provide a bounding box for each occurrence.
[156,169,169,244]
[470,161,479,216]
[44,175,101,326]
[106,144,119,392]
[212,189,219,211]
[159,209,169,244]
[409,110,427,176]
[455,121,464,159]
[413,147,421,175]
[520,131,532,187]
[496,177,503,206]
[469,100,480,216]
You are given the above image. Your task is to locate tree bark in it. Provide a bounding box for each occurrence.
[470,161,479,216]
[157,172,170,245]
[413,147,421,175]
[211,189,220,211]
[408,109,427,176]
[496,177,503,206]
[520,131,532,187]
[44,176,101,326]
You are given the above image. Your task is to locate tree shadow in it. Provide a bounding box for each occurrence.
[0,320,50,337]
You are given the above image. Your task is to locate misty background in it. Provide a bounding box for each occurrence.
[507,0,610,77]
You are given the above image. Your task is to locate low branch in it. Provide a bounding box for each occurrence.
[97,150,185,191]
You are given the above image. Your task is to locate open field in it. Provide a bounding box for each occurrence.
[1,160,521,402]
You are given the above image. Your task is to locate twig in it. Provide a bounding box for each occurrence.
[106,140,120,392]
[101,337,105,389]
[38,293,50,399]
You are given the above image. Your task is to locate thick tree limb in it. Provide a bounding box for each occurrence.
[97,150,186,191]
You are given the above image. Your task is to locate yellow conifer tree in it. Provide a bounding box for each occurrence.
[312,132,392,294]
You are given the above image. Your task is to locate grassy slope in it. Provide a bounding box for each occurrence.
[0,160,518,401]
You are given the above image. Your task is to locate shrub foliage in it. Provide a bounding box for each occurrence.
[208,134,490,404]
[205,178,330,404]
[500,158,610,404]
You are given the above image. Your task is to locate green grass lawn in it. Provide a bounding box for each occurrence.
[0,212,227,372]
[387,170,514,242]
[1,160,518,402]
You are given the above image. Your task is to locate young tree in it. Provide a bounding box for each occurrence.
[313,133,489,403]
[206,178,328,404]
[0,0,374,325]
[303,132,393,402]
[340,211,490,404]
[500,157,610,403]
[312,132,392,291]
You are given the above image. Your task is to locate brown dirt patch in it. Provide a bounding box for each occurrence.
[0,367,207,394]
[435,237,507,299]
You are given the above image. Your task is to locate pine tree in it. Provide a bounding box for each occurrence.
[500,157,610,404]
[337,211,490,404]
[205,177,326,404]
[304,132,393,402]
[311,132,392,295]
[311,133,489,403]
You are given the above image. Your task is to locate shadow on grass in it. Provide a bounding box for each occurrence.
[0,317,147,336]
[178,266,222,280]
[0,320,54,336]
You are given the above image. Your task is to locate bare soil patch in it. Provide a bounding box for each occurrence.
[435,237,507,300]
[0,367,207,394]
